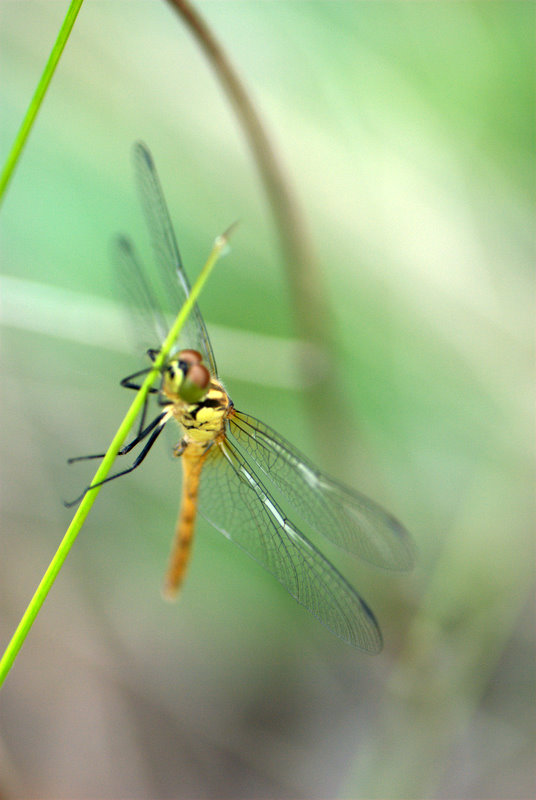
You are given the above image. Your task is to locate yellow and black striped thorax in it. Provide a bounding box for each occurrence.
[165,378,231,443]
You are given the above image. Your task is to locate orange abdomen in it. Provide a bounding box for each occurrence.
[162,451,205,599]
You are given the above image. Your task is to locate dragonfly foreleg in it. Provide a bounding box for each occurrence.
[121,365,174,416]
[119,366,162,435]
[120,366,160,393]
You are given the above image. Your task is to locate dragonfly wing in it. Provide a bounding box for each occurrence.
[198,437,383,652]
[112,234,169,351]
[229,411,415,571]
[132,142,218,374]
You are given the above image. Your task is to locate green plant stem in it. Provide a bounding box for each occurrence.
[0,229,233,689]
[0,0,84,205]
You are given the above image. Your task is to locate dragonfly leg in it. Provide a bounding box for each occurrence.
[119,366,162,438]
[121,366,173,415]
[173,438,188,457]
[64,416,167,507]
[172,438,215,459]
[67,410,167,464]
[118,410,168,456]
[120,365,159,393]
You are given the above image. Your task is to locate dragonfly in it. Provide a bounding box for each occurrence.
[70,142,415,653]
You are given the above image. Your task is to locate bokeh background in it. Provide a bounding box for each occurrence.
[0,2,534,798]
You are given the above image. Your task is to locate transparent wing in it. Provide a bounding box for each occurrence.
[132,141,217,374]
[198,438,383,652]
[229,411,415,571]
[112,234,169,352]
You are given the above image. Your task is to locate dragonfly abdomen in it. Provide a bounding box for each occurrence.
[162,451,205,599]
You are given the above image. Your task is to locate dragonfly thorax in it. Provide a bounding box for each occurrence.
[166,377,231,445]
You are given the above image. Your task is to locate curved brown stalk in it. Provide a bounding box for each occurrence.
[165,0,355,465]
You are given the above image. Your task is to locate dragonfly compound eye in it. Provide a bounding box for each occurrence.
[177,349,203,366]
[179,363,210,404]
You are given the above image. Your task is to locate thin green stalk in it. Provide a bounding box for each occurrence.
[0,0,84,204]
[0,228,233,689]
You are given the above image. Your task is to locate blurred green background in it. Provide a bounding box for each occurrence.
[0,1,534,798]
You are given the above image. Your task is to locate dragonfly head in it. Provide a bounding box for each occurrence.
[163,349,210,404]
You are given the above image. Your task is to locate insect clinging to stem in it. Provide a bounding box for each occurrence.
[68,142,415,653]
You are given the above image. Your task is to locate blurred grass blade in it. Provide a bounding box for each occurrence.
[0,0,84,205]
